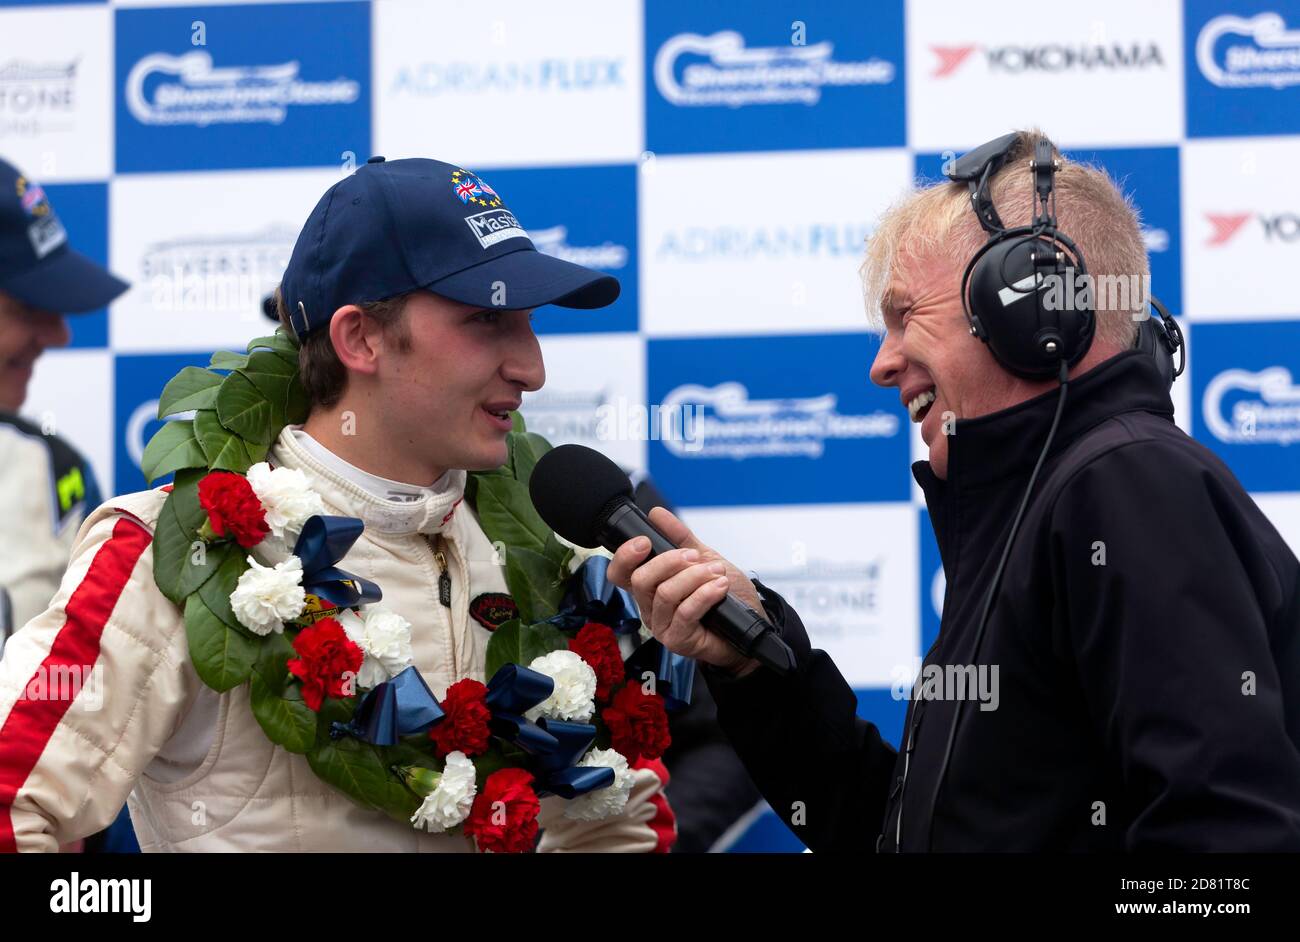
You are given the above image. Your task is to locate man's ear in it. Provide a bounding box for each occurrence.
[327,305,382,376]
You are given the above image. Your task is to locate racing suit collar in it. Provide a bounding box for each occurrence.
[269,426,467,536]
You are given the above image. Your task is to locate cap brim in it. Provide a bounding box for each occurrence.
[425,247,619,311]
[0,248,129,314]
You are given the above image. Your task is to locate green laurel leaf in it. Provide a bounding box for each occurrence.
[209,350,250,372]
[308,699,421,822]
[216,370,280,446]
[503,547,568,626]
[157,368,222,419]
[194,408,265,473]
[484,617,568,681]
[508,431,551,487]
[152,469,233,604]
[250,633,316,755]
[140,419,206,485]
[474,475,551,557]
[184,592,259,692]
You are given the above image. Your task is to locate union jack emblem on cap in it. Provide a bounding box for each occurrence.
[450,168,502,209]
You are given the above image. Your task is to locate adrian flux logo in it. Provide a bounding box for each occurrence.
[1196,11,1300,89]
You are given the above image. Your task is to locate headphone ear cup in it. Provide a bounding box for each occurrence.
[967,236,1094,380]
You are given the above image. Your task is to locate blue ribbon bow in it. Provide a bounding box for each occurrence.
[625,637,696,712]
[545,556,642,635]
[293,515,382,609]
[533,719,615,798]
[330,665,444,745]
[484,664,560,754]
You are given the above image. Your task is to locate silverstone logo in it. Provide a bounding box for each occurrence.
[0,58,78,135]
[658,382,898,459]
[1196,12,1300,89]
[530,225,628,270]
[1203,366,1300,445]
[521,388,611,445]
[125,50,360,127]
[654,30,894,107]
[141,224,296,311]
[464,208,527,249]
[930,41,1164,77]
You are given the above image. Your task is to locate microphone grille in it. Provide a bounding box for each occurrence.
[528,444,634,549]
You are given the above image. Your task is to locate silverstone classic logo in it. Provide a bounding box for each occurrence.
[1196,11,1300,89]
[124,51,360,126]
[653,30,893,106]
[657,381,898,459]
[1203,367,1300,445]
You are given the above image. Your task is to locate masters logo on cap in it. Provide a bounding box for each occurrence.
[451,167,527,250]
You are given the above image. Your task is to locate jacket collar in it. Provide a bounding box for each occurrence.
[912,349,1175,497]
[269,426,467,536]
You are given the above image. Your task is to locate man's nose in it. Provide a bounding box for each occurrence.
[505,323,545,393]
[33,310,70,349]
[869,332,906,389]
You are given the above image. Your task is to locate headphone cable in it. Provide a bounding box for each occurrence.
[922,357,1071,851]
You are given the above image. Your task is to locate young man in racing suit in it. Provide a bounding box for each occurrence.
[0,156,675,852]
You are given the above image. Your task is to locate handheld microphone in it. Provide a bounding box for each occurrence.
[528,444,797,675]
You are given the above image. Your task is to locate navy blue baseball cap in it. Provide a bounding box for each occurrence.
[0,158,129,313]
[279,156,619,338]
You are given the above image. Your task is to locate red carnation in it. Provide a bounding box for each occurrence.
[568,622,624,703]
[602,683,671,762]
[429,678,492,758]
[287,617,364,712]
[197,471,269,548]
[464,768,541,854]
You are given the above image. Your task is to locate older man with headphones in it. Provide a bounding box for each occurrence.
[607,130,1300,852]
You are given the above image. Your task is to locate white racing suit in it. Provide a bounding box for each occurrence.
[0,426,675,852]
[0,412,102,642]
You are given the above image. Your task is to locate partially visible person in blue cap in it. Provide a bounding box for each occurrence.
[0,156,134,853]
[0,157,126,633]
[0,156,678,853]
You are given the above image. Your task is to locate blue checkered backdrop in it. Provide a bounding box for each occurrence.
[4,0,1298,851]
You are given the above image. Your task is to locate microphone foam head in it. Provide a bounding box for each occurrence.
[528,444,633,548]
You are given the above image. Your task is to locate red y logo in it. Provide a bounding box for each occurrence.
[1205,213,1252,247]
[931,46,978,78]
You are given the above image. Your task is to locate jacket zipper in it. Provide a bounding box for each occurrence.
[424,534,455,677]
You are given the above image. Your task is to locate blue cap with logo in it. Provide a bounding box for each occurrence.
[0,157,129,313]
[279,156,619,337]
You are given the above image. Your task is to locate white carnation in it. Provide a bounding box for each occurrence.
[524,649,597,723]
[337,607,413,689]
[563,748,634,821]
[230,555,306,636]
[246,462,326,545]
[410,751,477,833]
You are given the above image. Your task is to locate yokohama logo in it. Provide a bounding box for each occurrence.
[1205,213,1300,246]
[930,42,1164,77]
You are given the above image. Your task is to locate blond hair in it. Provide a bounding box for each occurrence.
[860,130,1147,350]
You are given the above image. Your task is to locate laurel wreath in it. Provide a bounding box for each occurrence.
[139,327,599,824]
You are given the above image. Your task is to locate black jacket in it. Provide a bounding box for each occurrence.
[704,350,1300,852]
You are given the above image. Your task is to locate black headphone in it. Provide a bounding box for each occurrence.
[888,133,1185,853]
[951,133,1095,379]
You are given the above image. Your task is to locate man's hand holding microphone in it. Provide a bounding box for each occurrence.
[605,506,761,679]
[529,444,796,679]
